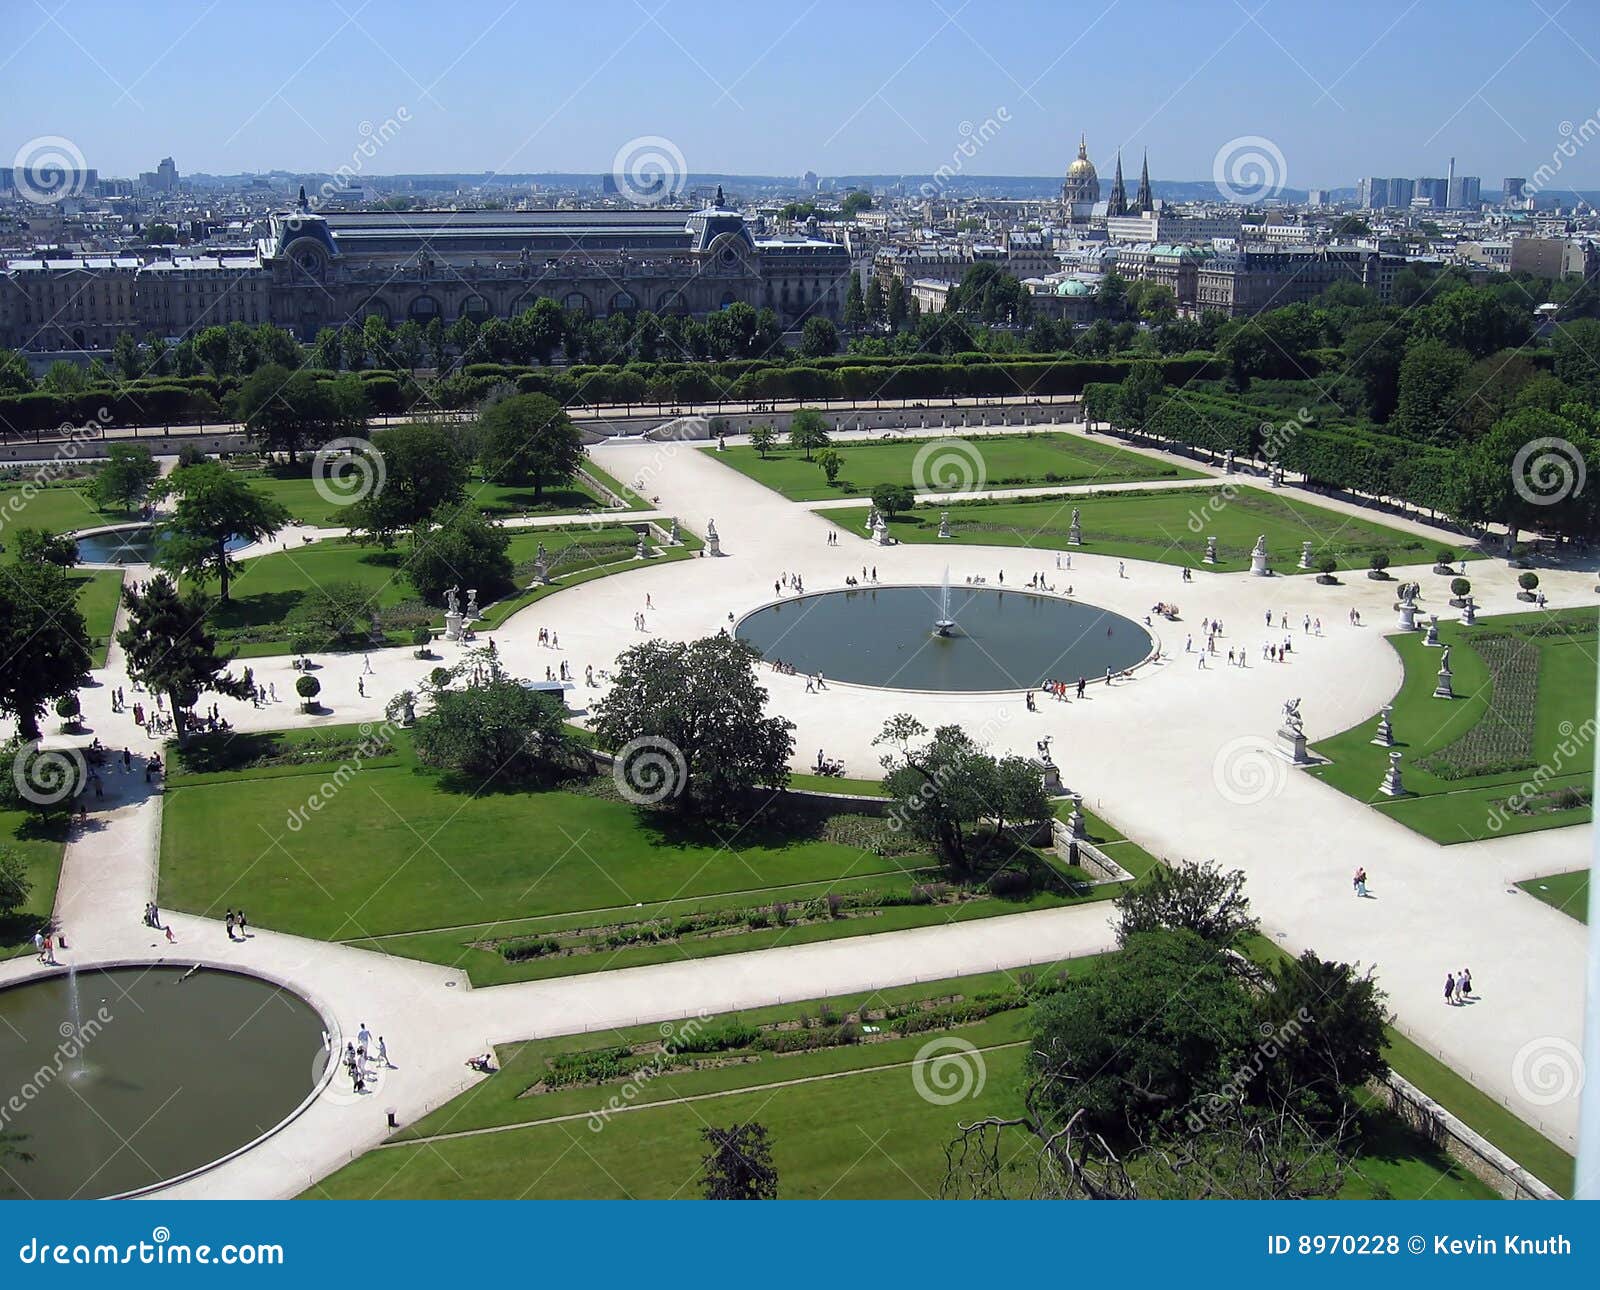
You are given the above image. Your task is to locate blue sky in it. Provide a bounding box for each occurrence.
[7,0,1600,188]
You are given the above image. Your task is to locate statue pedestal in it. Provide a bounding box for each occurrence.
[1433,668,1454,700]
[1038,761,1062,794]
[1398,604,1417,631]
[1067,525,1082,547]
[1250,549,1269,577]
[1379,751,1406,797]
[444,612,464,642]
[707,535,722,557]
[1277,726,1309,764]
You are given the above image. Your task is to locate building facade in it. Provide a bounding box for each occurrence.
[0,192,852,352]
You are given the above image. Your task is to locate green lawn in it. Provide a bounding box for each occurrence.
[306,966,1496,1201]
[708,432,1203,502]
[158,728,1131,984]
[70,567,123,668]
[231,465,621,528]
[211,523,659,656]
[1309,611,1595,843]
[834,486,1465,574]
[0,808,68,960]
[0,481,126,554]
[1517,870,1590,925]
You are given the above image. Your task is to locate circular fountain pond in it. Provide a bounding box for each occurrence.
[0,966,328,1199]
[73,526,252,566]
[736,585,1154,692]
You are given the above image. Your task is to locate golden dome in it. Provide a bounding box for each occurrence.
[1066,134,1096,178]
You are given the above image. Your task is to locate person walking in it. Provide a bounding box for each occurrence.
[1353,867,1368,897]
[1443,972,1456,1006]
[33,930,45,962]
[1459,967,1473,999]
[377,1035,390,1067]
[236,909,247,936]
[225,910,237,941]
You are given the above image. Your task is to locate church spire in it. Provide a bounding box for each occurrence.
[1106,151,1128,217]
[1134,150,1152,213]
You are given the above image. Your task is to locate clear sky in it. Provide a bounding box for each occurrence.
[7,0,1600,189]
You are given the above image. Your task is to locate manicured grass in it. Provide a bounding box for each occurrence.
[0,482,126,557]
[306,966,1496,1200]
[1517,870,1590,925]
[212,523,655,656]
[231,465,614,528]
[71,567,123,668]
[1309,611,1595,843]
[709,432,1202,502]
[0,809,68,961]
[1382,1029,1575,1196]
[833,486,1461,573]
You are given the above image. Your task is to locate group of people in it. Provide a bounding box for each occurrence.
[1032,676,1092,705]
[224,908,250,941]
[812,749,846,776]
[1444,967,1475,1005]
[775,571,807,595]
[537,626,560,648]
[31,928,61,963]
[344,1021,392,1093]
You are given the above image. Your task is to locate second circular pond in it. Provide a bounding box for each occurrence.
[736,585,1153,691]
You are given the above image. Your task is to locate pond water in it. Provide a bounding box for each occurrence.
[0,966,328,1198]
[736,585,1153,691]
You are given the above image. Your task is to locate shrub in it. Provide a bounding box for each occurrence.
[1368,551,1390,573]
[55,694,80,723]
[1518,571,1540,591]
[1435,547,1456,566]
[1317,554,1337,578]
[1451,577,1471,598]
[295,675,321,710]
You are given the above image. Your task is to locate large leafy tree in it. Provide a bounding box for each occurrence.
[591,635,795,817]
[699,1122,778,1200]
[345,423,469,546]
[1392,338,1470,444]
[874,715,1048,876]
[1453,408,1600,548]
[156,462,289,602]
[0,562,92,741]
[234,364,368,463]
[117,574,253,744]
[1256,952,1389,1126]
[477,393,586,499]
[404,507,514,607]
[1112,859,1259,950]
[787,407,830,461]
[1027,929,1254,1140]
[411,671,576,789]
[92,443,161,513]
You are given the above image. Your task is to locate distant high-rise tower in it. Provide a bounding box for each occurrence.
[1133,151,1152,213]
[1503,177,1527,204]
[1106,151,1129,217]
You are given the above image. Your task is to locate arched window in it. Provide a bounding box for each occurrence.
[461,294,491,322]
[408,295,440,322]
[563,291,592,315]
[609,290,637,314]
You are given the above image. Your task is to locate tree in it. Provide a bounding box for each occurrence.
[117,574,253,744]
[0,846,31,917]
[412,672,577,788]
[1027,929,1254,1139]
[1342,320,1407,422]
[477,393,585,499]
[295,674,321,712]
[111,330,143,380]
[194,325,233,378]
[234,365,368,464]
[1257,952,1388,1125]
[392,320,425,372]
[156,462,289,602]
[874,715,1047,877]
[1112,859,1259,950]
[404,507,513,606]
[816,448,843,484]
[788,407,830,461]
[1118,361,1165,429]
[290,579,381,648]
[14,529,77,568]
[591,635,795,817]
[0,348,34,395]
[843,273,866,329]
[699,1122,778,1200]
[748,423,777,458]
[871,483,915,519]
[800,316,839,357]
[311,328,342,371]
[1392,339,1470,443]
[345,423,470,546]
[1453,410,1598,549]
[91,443,161,513]
[840,190,873,219]
[0,562,92,741]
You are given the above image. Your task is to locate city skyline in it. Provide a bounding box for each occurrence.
[7,0,1600,191]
